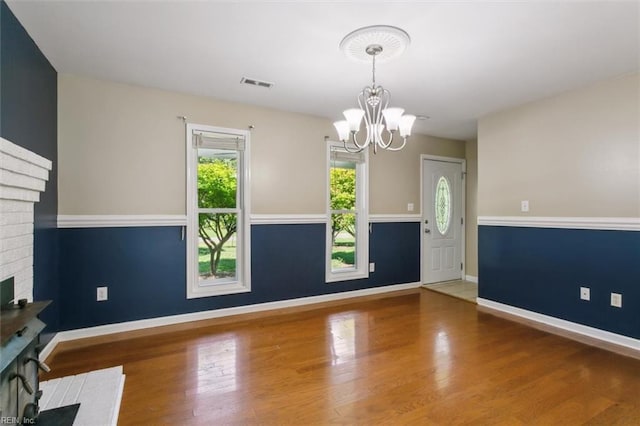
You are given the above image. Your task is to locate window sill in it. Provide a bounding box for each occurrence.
[326,270,369,283]
[186,282,251,299]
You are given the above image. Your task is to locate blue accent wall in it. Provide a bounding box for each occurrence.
[478,225,640,339]
[57,222,420,330]
[1,1,59,339]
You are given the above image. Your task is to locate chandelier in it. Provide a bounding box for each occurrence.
[333,26,416,154]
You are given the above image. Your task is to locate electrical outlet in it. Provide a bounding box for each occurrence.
[407,203,414,212]
[521,200,529,212]
[369,262,375,273]
[610,292,622,308]
[580,287,590,301]
[97,286,108,302]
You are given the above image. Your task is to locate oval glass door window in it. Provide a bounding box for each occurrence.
[435,176,451,235]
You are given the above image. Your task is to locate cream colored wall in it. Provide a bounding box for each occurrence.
[369,134,465,214]
[58,74,465,215]
[465,139,478,277]
[478,73,640,217]
[58,74,333,215]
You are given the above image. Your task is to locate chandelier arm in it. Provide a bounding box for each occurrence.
[359,88,372,127]
[359,88,375,148]
[375,99,384,146]
[342,139,364,153]
[375,88,391,146]
[381,136,408,151]
[349,131,367,151]
[378,129,395,148]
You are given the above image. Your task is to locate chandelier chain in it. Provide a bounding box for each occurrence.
[372,53,376,87]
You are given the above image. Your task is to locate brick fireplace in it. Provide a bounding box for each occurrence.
[1,137,53,424]
[0,137,53,301]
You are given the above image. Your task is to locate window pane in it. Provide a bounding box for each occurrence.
[331,213,356,271]
[198,213,237,281]
[330,165,356,210]
[198,148,237,209]
[435,176,451,235]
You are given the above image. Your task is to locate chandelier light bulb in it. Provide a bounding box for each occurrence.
[382,107,404,131]
[333,120,350,142]
[399,114,417,137]
[343,108,365,132]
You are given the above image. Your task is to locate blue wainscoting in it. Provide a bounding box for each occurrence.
[478,225,640,339]
[58,222,420,331]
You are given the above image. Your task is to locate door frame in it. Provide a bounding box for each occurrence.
[420,155,466,284]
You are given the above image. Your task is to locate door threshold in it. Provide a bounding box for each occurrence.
[422,280,477,304]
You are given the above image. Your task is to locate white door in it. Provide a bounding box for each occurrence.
[423,159,463,284]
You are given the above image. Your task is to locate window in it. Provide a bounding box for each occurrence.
[435,176,451,235]
[186,124,250,298]
[326,142,369,282]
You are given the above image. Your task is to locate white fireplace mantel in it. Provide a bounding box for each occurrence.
[0,137,53,302]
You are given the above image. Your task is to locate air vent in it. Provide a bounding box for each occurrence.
[240,77,274,89]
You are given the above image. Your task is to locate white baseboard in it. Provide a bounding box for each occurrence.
[465,275,478,283]
[39,282,421,362]
[477,298,640,353]
[39,333,62,362]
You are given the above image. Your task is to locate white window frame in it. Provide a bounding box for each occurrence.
[326,141,369,283]
[186,123,251,298]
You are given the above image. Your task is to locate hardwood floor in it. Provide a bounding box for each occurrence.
[42,289,640,425]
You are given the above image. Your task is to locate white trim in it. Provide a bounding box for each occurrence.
[57,215,187,228]
[420,155,467,284]
[465,275,478,283]
[252,214,423,224]
[420,154,466,164]
[250,214,326,225]
[477,298,640,352]
[112,373,126,426]
[55,214,436,228]
[369,214,422,223]
[326,140,370,283]
[39,282,421,362]
[38,333,62,362]
[185,123,251,299]
[478,216,640,231]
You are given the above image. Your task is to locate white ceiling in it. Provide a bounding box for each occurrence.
[7,1,640,141]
